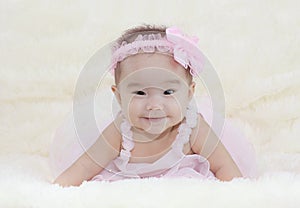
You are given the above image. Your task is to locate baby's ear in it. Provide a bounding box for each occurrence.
[188,81,196,100]
[111,85,121,104]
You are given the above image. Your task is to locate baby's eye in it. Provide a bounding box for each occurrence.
[133,90,146,95]
[164,89,175,95]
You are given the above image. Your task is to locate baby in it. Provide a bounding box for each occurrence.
[51,25,257,186]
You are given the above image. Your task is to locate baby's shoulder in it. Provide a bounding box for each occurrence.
[194,113,211,136]
[101,118,122,151]
[189,113,212,153]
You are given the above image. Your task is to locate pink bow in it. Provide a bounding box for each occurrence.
[166,26,204,76]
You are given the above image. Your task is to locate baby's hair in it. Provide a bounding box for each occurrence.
[114,24,192,84]
[116,24,167,45]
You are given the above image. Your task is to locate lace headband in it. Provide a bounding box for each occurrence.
[109,26,204,76]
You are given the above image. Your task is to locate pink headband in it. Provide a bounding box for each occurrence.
[109,26,204,76]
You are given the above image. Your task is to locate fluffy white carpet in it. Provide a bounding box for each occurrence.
[0,0,299,207]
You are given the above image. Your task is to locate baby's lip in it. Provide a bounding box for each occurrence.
[142,115,166,119]
[141,117,167,123]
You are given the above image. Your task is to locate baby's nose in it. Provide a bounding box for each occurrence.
[146,95,163,110]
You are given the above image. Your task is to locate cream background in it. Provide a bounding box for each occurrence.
[0,0,299,207]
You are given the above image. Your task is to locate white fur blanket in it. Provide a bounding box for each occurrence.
[0,0,299,207]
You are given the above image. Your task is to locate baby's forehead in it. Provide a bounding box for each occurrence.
[118,67,190,89]
[116,53,191,84]
[119,53,178,70]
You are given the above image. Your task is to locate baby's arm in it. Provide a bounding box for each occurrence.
[191,115,242,181]
[54,122,121,187]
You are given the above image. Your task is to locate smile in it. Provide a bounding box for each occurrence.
[142,117,166,123]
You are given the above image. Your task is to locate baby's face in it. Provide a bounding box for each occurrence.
[112,53,195,135]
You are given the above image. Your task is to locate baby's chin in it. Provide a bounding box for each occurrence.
[133,117,183,136]
[131,124,172,141]
[140,119,170,134]
[143,127,168,136]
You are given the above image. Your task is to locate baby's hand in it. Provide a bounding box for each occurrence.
[54,121,122,186]
[191,115,242,181]
[209,142,243,181]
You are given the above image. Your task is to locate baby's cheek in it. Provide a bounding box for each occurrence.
[127,99,142,115]
[166,98,181,115]
[172,94,189,107]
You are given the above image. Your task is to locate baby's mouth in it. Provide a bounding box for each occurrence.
[142,117,166,122]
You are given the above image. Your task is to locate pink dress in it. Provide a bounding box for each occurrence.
[91,118,216,181]
[49,96,257,182]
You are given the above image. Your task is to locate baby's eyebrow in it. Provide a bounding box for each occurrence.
[126,79,181,88]
[165,80,181,85]
[127,83,142,88]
